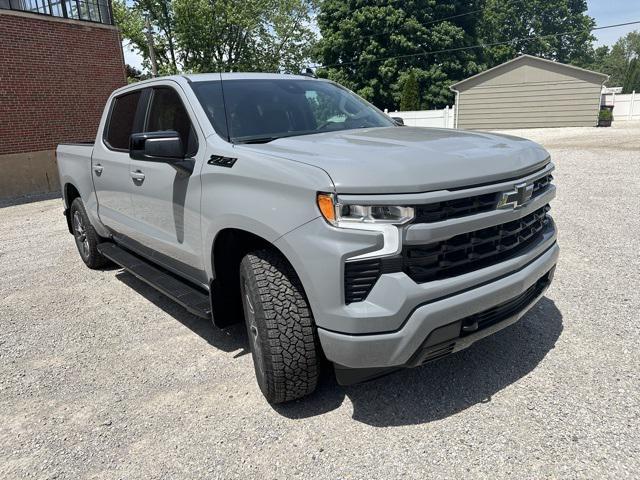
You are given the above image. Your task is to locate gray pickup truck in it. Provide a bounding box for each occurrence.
[56,73,558,403]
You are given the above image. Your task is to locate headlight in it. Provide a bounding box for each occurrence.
[339,204,415,224]
[317,193,414,227]
[316,193,414,260]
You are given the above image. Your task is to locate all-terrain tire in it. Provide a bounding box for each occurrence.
[69,198,109,269]
[239,249,320,403]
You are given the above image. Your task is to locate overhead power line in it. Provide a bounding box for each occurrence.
[342,0,534,44]
[349,7,484,43]
[309,20,640,70]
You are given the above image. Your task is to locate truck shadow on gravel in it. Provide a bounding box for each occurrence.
[113,270,562,426]
[115,271,249,354]
[275,297,563,427]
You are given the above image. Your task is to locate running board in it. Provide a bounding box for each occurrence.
[98,243,211,319]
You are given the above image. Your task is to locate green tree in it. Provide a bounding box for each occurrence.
[125,64,149,83]
[478,0,596,68]
[623,58,640,93]
[138,0,179,73]
[314,0,484,110]
[178,0,317,73]
[113,0,178,74]
[114,0,317,74]
[400,71,420,111]
[590,45,611,72]
[113,1,146,64]
[590,31,640,88]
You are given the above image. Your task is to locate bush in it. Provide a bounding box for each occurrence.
[400,72,420,111]
[599,109,613,121]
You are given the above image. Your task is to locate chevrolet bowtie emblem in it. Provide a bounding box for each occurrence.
[497,182,534,209]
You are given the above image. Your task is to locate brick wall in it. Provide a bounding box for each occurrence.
[0,11,126,155]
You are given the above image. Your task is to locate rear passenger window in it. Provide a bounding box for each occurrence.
[146,88,198,156]
[105,91,142,150]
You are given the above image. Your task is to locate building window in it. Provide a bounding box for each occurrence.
[0,0,113,25]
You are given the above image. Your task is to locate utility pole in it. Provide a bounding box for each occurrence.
[145,15,158,77]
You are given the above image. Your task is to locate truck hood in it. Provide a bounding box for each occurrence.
[236,127,550,194]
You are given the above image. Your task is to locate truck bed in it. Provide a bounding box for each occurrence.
[56,143,95,209]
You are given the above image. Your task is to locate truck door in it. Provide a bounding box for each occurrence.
[91,89,145,238]
[126,84,205,285]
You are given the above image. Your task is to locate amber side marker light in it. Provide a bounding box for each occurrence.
[317,193,337,225]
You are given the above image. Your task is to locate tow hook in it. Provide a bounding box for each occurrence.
[462,318,479,333]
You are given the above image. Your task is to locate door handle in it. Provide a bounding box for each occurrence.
[130,170,145,182]
[93,164,103,176]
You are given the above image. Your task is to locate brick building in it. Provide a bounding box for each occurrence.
[0,1,126,198]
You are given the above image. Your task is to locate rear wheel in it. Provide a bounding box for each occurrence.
[239,249,320,403]
[69,198,109,269]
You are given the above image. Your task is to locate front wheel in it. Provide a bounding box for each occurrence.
[69,198,109,269]
[239,249,320,403]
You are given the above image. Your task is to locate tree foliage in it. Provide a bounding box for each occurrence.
[623,58,640,94]
[114,0,317,74]
[172,0,316,73]
[114,0,639,109]
[125,64,148,83]
[589,31,640,91]
[113,0,178,74]
[314,0,602,110]
[315,0,483,110]
[478,0,596,68]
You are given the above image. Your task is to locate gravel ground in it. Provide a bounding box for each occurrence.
[1,123,639,479]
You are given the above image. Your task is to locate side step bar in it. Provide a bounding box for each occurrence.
[98,243,211,319]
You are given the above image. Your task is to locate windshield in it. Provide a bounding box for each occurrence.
[191,78,395,143]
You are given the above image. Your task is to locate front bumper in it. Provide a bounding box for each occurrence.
[319,242,558,382]
[272,165,558,382]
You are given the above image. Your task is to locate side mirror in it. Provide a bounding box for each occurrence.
[391,116,405,126]
[130,131,185,161]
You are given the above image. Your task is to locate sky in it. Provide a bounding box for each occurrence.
[588,0,640,46]
[123,1,640,71]
[123,44,142,70]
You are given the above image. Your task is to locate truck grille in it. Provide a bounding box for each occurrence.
[344,205,551,303]
[404,205,550,283]
[414,192,497,223]
[413,173,553,223]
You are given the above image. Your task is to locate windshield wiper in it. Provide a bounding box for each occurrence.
[234,136,280,144]
[233,130,322,144]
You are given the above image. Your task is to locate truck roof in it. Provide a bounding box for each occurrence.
[110,72,323,97]
[186,72,318,82]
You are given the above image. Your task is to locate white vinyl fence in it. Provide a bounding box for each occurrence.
[386,106,456,128]
[601,92,640,121]
[388,93,639,128]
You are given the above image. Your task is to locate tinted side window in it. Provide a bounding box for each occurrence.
[146,88,198,155]
[105,91,142,150]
